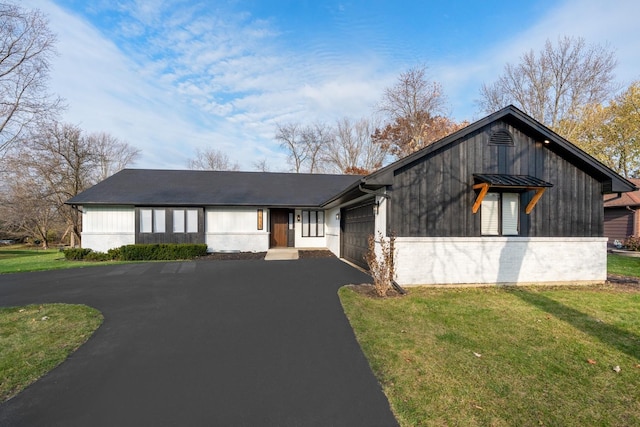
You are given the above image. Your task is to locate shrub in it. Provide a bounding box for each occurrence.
[63,248,92,260]
[365,232,396,297]
[84,251,112,261]
[624,236,640,251]
[118,244,208,261]
[107,247,122,260]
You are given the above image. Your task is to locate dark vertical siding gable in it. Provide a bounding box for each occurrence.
[389,120,605,238]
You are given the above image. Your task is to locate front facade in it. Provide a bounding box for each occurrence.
[68,106,635,286]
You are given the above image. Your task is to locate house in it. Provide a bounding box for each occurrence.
[604,178,640,245]
[67,105,636,286]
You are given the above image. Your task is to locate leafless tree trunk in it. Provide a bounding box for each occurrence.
[0,3,63,157]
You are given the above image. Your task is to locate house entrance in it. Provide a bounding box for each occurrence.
[270,209,295,248]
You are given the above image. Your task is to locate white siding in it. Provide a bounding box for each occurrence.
[205,207,268,252]
[294,209,327,248]
[83,206,135,232]
[393,237,607,286]
[81,206,135,252]
[325,207,341,256]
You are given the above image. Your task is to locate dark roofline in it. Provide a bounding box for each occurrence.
[362,105,636,194]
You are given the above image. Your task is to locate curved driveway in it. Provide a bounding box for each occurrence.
[0,258,398,427]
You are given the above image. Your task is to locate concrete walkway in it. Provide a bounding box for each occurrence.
[264,248,299,260]
[0,258,397,427]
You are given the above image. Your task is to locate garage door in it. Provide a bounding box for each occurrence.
[341,199,375,269]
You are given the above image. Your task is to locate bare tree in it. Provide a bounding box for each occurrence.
[0,164,60,248]
[187,147,239,171]
[275,122,307,173]
[0,3,63,157]
[276,121,333,173]
[374,65,464,158]
[252,158,270,172]
[322,117,387,174]
[4,122,139,246]
[89,132,141,181]
[301,122,332,173]
[478,36,617,135]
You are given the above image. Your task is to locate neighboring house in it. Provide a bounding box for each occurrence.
[67,105,636,286]
[604,178,640,245]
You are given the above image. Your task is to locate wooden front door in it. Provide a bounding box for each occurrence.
[270,209,290,247]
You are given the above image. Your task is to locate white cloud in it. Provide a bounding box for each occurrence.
[439,0,640,121]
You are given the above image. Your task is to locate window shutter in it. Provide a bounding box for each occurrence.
[502,193,519,235]
[481,193,500,235]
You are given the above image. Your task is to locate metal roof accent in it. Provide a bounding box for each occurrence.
[473,174,554,188]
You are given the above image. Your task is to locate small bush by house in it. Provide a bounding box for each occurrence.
[63,244,208,261]
[118,243,208,260]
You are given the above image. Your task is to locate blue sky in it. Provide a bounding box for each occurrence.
[21,0,640,171]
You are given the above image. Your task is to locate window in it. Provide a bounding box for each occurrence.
[172,209,198,233]
[481,193,519,235]
[140,209,152,233]
[153,210,165,233]
[140,209,166,233]
[301,210,325,237]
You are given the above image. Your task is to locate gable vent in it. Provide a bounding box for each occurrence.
[489,129,514,146]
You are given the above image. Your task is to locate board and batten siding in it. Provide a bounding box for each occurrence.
[81,206,135,252]
[388,120,604,238]
[206,207,269,252]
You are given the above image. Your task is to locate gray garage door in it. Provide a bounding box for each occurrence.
[341,199,375,269]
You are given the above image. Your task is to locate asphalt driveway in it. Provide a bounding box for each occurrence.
[0,258,398,427]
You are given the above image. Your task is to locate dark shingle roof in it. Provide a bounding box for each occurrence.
[67,169,363,208]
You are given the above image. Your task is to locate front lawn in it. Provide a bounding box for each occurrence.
[340,285,640,426]
[608,253,640,277]
[0,304,103,402]
[0,247,126,274]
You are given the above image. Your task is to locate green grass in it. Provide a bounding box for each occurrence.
[608,253,640,277]
[0,304,103,402]
[0,247,127,274]
[340,285,640,426]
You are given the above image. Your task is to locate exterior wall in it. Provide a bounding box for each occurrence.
[135,207,205,245]
[393,237,607,286]
[293,209,327,248]
[81,206,135,252]
[388,120,604,238]
[325,207,341,255]
[206,207,269,252]
[604,207,636,244]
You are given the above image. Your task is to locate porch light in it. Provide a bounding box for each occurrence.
[296,214,301,222]
[373,201,380,215]
[335,213,340,221]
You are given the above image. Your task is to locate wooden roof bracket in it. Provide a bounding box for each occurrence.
[472,184,547,214]
[472,183,490,214]
[525,187,546,214]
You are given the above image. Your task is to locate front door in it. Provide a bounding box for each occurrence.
[270,209,291,247]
